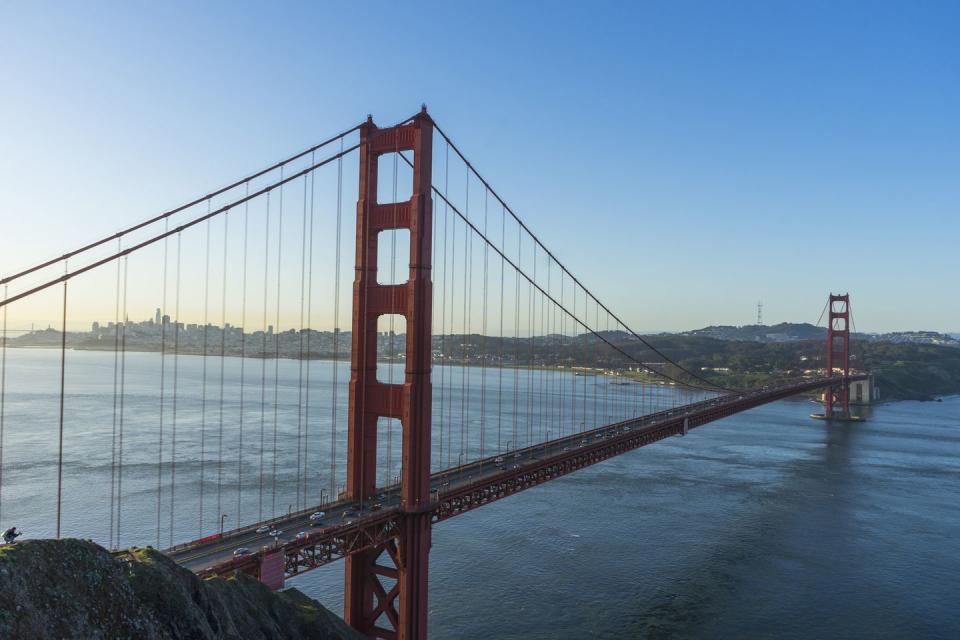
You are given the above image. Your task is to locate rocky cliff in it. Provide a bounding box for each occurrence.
[0,539,361,639]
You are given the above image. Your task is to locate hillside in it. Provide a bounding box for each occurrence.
[432,332,960,401]
[0,539,360,640]
[682,322,827,342]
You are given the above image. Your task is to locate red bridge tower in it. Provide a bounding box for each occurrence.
[824,293,851,418]
[345,108,434,639]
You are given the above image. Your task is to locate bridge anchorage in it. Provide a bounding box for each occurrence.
[0,106,874,640]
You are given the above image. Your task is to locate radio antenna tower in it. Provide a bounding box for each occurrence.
[757,300,763,326]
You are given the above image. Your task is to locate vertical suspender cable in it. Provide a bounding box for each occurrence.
[295,164,306,509]
[217,209,229,529]
[540,256,553,440]
[109,240,121,549]
[438,148,448,471]
[272,191,282,516]
[116,255,128,547]
[238,193,250,525]
[497,205,505,454]
[0,281,6,528]
[157,221,169,547]
[55,263,68,539]
[527,245,535,447]
[447,162,457,470]
[304,170,315,503]
[459,171,469,467]
[570,281,576,434]
[513,225,520,452]
[479,188,488,468]
[169,232,182,547]
[511,226,523,449]
[604,311,610,424]
[593,300,599,428]
[559,268,565,437]
[0,284,6,527]
[581,289,587,431]
[199,207,212,537]
[431,191,438,471]
[330,139,342,501]
[258,185,271,522]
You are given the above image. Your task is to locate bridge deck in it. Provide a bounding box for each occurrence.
[167,376,864,581]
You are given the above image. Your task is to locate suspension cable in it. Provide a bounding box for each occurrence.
[0,144,360,310]
[394,149,724,393]
[421,175,722,393]
[424,118,732,392]
[0,124,364,288]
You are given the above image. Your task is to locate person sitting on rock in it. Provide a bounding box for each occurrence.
[2,527,21,544]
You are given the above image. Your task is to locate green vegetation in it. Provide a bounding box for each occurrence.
[442,333,960,401]
[621,335,960,401]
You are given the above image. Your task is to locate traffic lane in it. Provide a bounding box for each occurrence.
[174,400,734,569]
[175,494,405,570]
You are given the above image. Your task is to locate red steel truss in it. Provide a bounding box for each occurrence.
[195,376,867,591]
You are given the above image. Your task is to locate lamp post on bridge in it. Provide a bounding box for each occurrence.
[219,514,228,538]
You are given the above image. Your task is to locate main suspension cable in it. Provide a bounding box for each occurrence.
[425,118,731,392]
[0,124,364,288]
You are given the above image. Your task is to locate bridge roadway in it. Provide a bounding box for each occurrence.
[167,375,863,581]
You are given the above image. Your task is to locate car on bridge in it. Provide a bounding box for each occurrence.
[255,525,271,534]
[233,547,250,557]
[296,532,308,541]
[309,511,325,521]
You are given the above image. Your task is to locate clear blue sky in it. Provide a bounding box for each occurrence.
[1,1,957,333]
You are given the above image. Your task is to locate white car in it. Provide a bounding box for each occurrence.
[309,511,325,521]
[255,525,271,534]
[295,531,308,541]
[233,547,250,557]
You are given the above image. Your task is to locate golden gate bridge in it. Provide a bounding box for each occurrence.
[0,107,864,639]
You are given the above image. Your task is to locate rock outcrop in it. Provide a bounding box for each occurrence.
[0,539,361,639]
